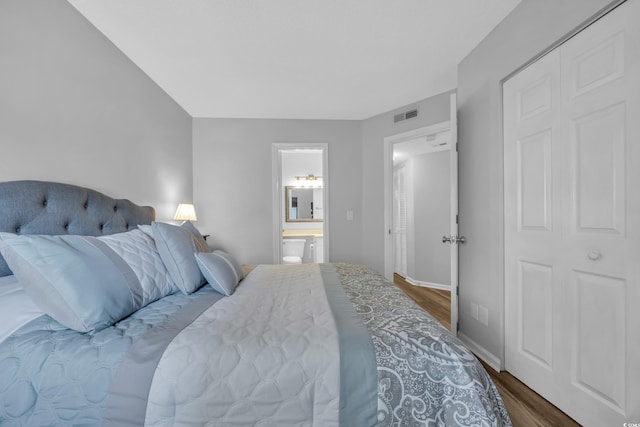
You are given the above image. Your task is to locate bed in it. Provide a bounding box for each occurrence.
[0,180,511,426]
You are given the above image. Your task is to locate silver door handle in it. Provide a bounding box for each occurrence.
[442,235,466,244]
[587,250,602,261]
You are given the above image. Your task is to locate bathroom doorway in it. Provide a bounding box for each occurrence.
[271,143,329,264]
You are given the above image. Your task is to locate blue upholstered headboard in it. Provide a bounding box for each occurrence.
[0,180,155,277]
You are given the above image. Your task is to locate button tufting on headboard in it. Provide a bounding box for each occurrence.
[0,180,156,277]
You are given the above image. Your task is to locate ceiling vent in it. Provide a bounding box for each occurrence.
[393,108,419,123]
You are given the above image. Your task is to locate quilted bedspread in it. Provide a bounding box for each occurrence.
[0,287,220,425]
[0,263,511,426]
[144,263,346,426]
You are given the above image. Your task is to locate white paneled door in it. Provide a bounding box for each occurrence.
[503,1,640,425]
[393,165,407,277]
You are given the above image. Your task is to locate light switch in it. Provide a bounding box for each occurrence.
[346,210,354,221]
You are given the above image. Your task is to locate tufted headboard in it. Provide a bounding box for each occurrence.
[0,180,155,277]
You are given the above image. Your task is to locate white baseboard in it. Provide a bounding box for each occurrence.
[458,332,502,373]
[405,276,451,291]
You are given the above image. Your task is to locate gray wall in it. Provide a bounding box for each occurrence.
[192,119,362,265]
[411,151,450,286]
[457,0,620,363]
[0,0,193,220]
[361,91,453,273]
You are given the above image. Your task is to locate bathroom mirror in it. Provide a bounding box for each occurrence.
[285,186,323,222]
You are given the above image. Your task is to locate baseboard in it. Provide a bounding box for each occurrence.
[404,276,451,291]
[458,332,502,373]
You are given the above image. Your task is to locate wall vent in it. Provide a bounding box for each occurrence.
[393,108,419,123]
[405,109,418,119]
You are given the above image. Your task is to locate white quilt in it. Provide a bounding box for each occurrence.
[145,264,341,426]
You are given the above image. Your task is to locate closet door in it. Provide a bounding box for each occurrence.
[504,1,640,425]
[504,47,562,414]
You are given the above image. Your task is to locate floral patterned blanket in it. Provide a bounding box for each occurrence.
[334,263,512,427]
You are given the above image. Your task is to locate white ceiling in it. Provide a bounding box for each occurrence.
[393,130,451,165]
[67,0,520,120]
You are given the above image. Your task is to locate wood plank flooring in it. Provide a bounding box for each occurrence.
[394,274,581,427]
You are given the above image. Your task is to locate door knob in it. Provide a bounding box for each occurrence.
[587,250,602,261]
[443,235,466,244]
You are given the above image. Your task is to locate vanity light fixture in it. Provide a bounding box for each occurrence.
[173,203,198,223]
[295,174,322,181]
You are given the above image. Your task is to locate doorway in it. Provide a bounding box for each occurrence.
[393,131,451,289]
[271,143,329,265]
[384,93,460,333]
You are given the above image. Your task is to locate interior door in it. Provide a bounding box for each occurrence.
[393,165,407,276]
[503,1,640,425]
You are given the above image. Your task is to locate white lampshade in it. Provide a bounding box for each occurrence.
[173,203,198,222]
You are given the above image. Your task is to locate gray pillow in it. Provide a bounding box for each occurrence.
[139,222,210,253]
[151,222,206,294]
[214,250,244,281]
[195,250,242,296]
[137,224,154,238]
[97,229,178,304]
[0,232,147,333]
[180,220,210,253]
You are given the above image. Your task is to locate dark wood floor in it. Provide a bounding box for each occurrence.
[394,274,581,427]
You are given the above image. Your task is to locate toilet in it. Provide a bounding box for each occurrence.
[282,239,306,264]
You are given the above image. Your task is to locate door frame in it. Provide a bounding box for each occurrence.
[271,142,329,264]
[383,93,459,333]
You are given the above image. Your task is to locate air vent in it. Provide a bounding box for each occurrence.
[405,109,418,119]
[393,108,419,123]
